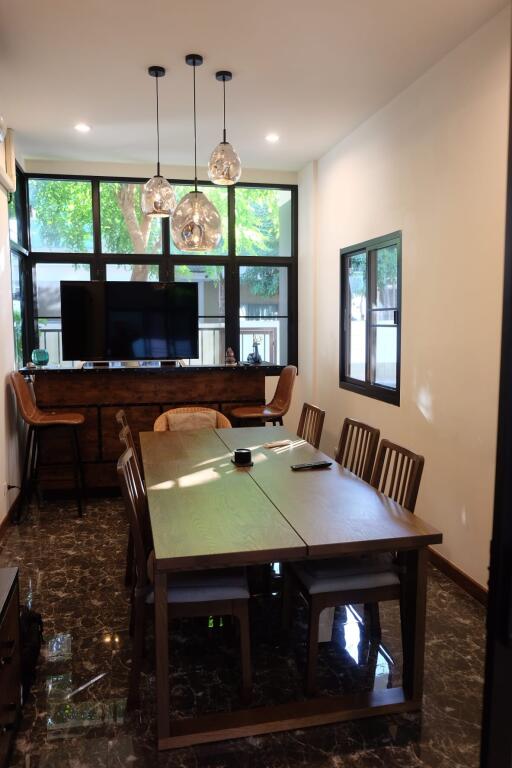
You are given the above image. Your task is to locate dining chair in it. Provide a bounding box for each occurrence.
[231,365,297,426]
[370,439,425,513]
[335,418,380,483]
[118,423,146,588]
[115,408,128,431]
[297,403,325,449]
[117,447,252,706]
[116,409,140,461]
[10,371,85,521]
[283,439,425,695]
[153,406,232,431]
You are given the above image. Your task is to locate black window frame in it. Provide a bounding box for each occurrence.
[8,164,31,366]
[339,231,401,406]
[14,169,298,371]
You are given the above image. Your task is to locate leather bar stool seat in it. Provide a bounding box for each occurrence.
[231,404,287,422]
[10,372,85,521]
[26,410,85,427]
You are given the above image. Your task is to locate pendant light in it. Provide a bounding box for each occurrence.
[141,66,176,218]
[208,71,241,185]
[171,54,222,252]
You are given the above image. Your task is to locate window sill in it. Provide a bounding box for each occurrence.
[339,378,400,406]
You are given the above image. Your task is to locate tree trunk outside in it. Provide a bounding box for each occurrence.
[116,184,162,281]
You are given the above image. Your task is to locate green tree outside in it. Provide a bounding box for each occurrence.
[28,180,287,297]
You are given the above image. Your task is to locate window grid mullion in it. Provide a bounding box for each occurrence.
[225,186,239,359]
[366,250,373,385]
[91,179,103,282]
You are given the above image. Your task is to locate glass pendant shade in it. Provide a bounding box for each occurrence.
[171,191,222,251]
[141,174,176,217]
[208,141,242,185]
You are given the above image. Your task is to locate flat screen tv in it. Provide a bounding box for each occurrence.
[60,281,199,361]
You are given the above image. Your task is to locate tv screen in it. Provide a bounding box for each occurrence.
[60,281,199,361]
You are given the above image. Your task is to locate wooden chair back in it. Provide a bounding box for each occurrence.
[297,403,325,449]
[153,406,232,431]
[117,448,152,589]
[335,418,380,482]
[118,426,144,497]
[268,365,297,415]
[115,409,129,430]
[117,416,138,456]
[10,372,39,425]
[370,439,424,512]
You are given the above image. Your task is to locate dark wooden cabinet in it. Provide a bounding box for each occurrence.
[0,568,20,768]
[25,366,272,493]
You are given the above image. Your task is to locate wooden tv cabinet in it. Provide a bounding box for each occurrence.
[22,365,276,494]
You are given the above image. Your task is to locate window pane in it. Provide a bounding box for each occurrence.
[35,263,90,318]
[374,245,398,308]
[240,318,288,365]
[374,326,397,388]
[175,265,225,315]
[37,319,63,366]
[235,188,291,256]
[10,251,23,367]
[170,185,228,256]
[347,252,366,381]
[183,319,225,366]
[100,182,163,255]
[240,267,287,316]
[106,264,159,281]
[29,179,93,252]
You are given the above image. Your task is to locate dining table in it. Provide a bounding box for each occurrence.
[140,425,443,750]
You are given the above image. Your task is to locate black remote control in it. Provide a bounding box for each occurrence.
[290,461,332,471]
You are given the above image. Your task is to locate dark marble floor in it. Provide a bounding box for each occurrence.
[0,498,485,767]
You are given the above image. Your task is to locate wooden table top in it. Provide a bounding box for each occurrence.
[216,427,442,557]
[140,429,306,571]
[141,426,442,571]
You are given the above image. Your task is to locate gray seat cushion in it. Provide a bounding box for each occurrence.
[301,552,395,579]
[145,567,249,604]
[292,560,399,595]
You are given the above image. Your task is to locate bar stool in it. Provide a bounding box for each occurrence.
[231,365,297,426]
[10,372,85,521]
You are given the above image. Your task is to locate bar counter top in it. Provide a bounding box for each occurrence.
[20,363,283,376]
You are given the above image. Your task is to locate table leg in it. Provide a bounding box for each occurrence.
[401,547,428,702]
[155,571,170,742]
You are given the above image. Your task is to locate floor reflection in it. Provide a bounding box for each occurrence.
[45,633,72,663]
[340,605,394,690]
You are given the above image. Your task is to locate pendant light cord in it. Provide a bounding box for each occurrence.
[223,78,227,144]
[193,62,198,192]
[155,75,161,176]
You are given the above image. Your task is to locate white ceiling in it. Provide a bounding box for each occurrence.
[0,0,507,172]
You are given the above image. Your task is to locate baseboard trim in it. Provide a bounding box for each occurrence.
[428,548,487,606]
[0,492,21,536]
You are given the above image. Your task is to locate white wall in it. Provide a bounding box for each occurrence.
[269,161,317,425]
[297,9,510,588]
[0,187,20,523]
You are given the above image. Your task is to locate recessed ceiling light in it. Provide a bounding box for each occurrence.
[74,123,91,133]
[265,133,279,143]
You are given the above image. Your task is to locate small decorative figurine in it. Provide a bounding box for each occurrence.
[225,347,237,366]
[247,337,262,365]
